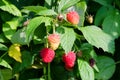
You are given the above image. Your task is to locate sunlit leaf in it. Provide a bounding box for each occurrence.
[8,44,22,63]
[0,43,8,51]
[2,18,19,40]
[80,26,115,53]
[58,0,80,12]
[37,9,57,15]
[23,6,47,13]
[60,27,76,53]
[0,59,12,69]
[25,16,52,44]
[77,59,94,80]
[0,0,21,16]
[75,1,87,26]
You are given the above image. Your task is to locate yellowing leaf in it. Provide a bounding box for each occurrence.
[8,44,22,62]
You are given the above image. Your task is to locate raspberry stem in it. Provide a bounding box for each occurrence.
[43,67,47,79]
[53,24,56,34]
[48,63,51,80]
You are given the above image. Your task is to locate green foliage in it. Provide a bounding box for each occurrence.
[77,59,94,80]
[102,9,120,38]
[0,43,8,51]
[25,16,52,44]
[60,27,76,53]
[11,28,27,45]
[75,1,87,26]
[94,6,110,26]
[80,26,115,53]
[2,18,19,40]
[0,59,12,69]
[0,0,21,16]
[95,56,116,80]
[0,0,120,80]
[13,51,33,73]
[58,0,80,12]
[94,0,113,6]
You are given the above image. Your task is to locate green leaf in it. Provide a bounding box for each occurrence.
[75,1,87,27]
[58,0,80,12]
[37,9,57,16]
[95,56,115,80]
[77,59,94,80]
[0,33,9,43]
[2,18,19,40]
[0,43,8,51]
[13,51,33,73]
[25,16,52,44]
[0,11,13,21]
[23,6,47,13]
[51,63,74,80]
[80,26,115,53]
[102,10,120,39]
[0,69,12,80]
[11,28,27,45]
[94,0,113,6]
[33,23,46,44]
[45,0,52,6]
[60,27,76,53]
[0,0,21,16]
[94,6,115,26]
[0,59,12,70]
[80,43,97,60]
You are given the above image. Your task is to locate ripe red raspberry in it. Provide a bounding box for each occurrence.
[40,48,55,63]
[48,33,60,50]
[66,11,79,25]
[62,51,76,70]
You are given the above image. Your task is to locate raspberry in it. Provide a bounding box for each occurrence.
[40,48,55,63]
[62,51,76,70]
[66,11,79,25]
[86,15,93,24]
[48,33,60,50]
[89,58,95,67]
[77,51,82,57]
[23,20,30,26]
[57,14,64,22]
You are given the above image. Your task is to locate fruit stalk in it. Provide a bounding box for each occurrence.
[48,63,51,80]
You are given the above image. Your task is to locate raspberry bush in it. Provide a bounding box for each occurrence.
[0,0,120,80]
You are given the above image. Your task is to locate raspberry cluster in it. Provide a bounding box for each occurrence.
[62,51,76,70]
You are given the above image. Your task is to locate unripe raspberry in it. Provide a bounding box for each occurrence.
[57,14,64,22]
[48,33,60,50]
[66,11,79,25]
[77,51,82,57]
[62,51,76,70]
[23,20,30,27]
[86,15,93,24]
[40,48,55,63]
